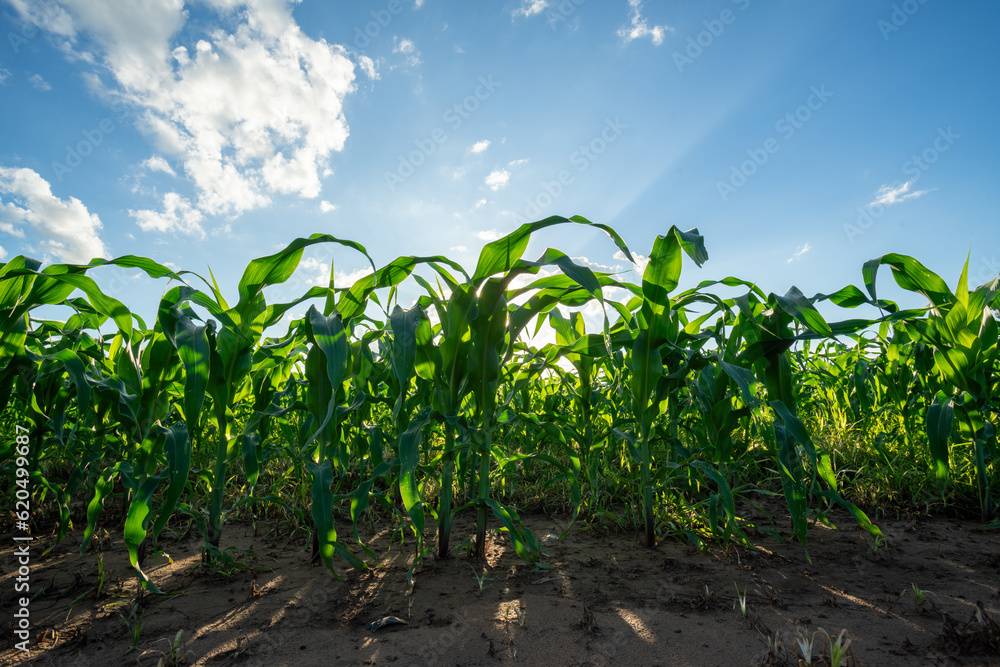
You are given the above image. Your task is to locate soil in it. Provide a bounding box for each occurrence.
[2,503,1000,667]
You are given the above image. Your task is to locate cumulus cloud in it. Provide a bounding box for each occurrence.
[513,0,548,18]
[508,158,530,167]
[142,155,176,176]
[614,249,648,275]
[9,0,361,222]
[393,36,421,66]
[787,243,811,263]
[357,54,379,80]
[468,139,490,154]
[867,181,933,207]
[477,229,500,241]
[0,165,110,263]
[618,0,670,46]
[319,200,337,213]
[572,255,618,274]
[29,73,51,91]
[485,168,510,191]
[473,198,487,208]
[130,191,205,237]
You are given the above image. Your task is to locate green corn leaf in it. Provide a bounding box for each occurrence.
[124,475,166,592]
[926,392,954,487]
[484,498,543,562]
[80,469,116,553]
[863,253,954,308]
[690,460,742,544]
[772,286,832,337]
[472,215,632,284]
[389,304,422,417]
[642,227,708,312]
[174,316,212,430]
[309,459,352,576]
[399,410,431,547]
[151,424,192,541]
[815,490,883,542]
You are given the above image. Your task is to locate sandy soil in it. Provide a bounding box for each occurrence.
[2,503,999,666]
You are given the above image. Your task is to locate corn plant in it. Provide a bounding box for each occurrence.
[2,213,997,602]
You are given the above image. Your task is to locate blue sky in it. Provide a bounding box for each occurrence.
[0,0,998,329]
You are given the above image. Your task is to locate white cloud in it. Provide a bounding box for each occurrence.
[867,181,933,207]
[333,266,373,289]
[7,0,75,41]
[0,68,10,84]
[513,0,548,18]
[142,155,176,176]
[473,198,487,208]
[414,0,424,7]
[29,73,51,91]
[129,191,205,237]
[469,139,491,154]
[614,249,648,275]
[509,266,556,292]
[393,36,421,66]
[357,54,379,80]
[787,243,811,263]
[485,168,510,191]
[0,166,110,263]
[290,255,373,293]
[508,158,530,167]
[572,255,618,274]
[319,200,337,213]
[11,0,360,221]
[450,245,467,253]
[477,229,501,241]
[0,245,7,259]
[618,0,670,46]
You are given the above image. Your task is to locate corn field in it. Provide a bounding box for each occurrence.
[2,215,998,589]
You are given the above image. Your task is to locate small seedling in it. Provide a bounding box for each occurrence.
[818,628,855,667]
[867,533,887,555]
[764,630,783,663]
[466,563,494,593]
[733,582,749,618]
[152,630,188,667]
[793,627,819,666]
[120,601,147,653]
[912,583,928,606]
[891,582,940,616]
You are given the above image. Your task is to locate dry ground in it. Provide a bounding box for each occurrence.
[2,504,1000,666]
